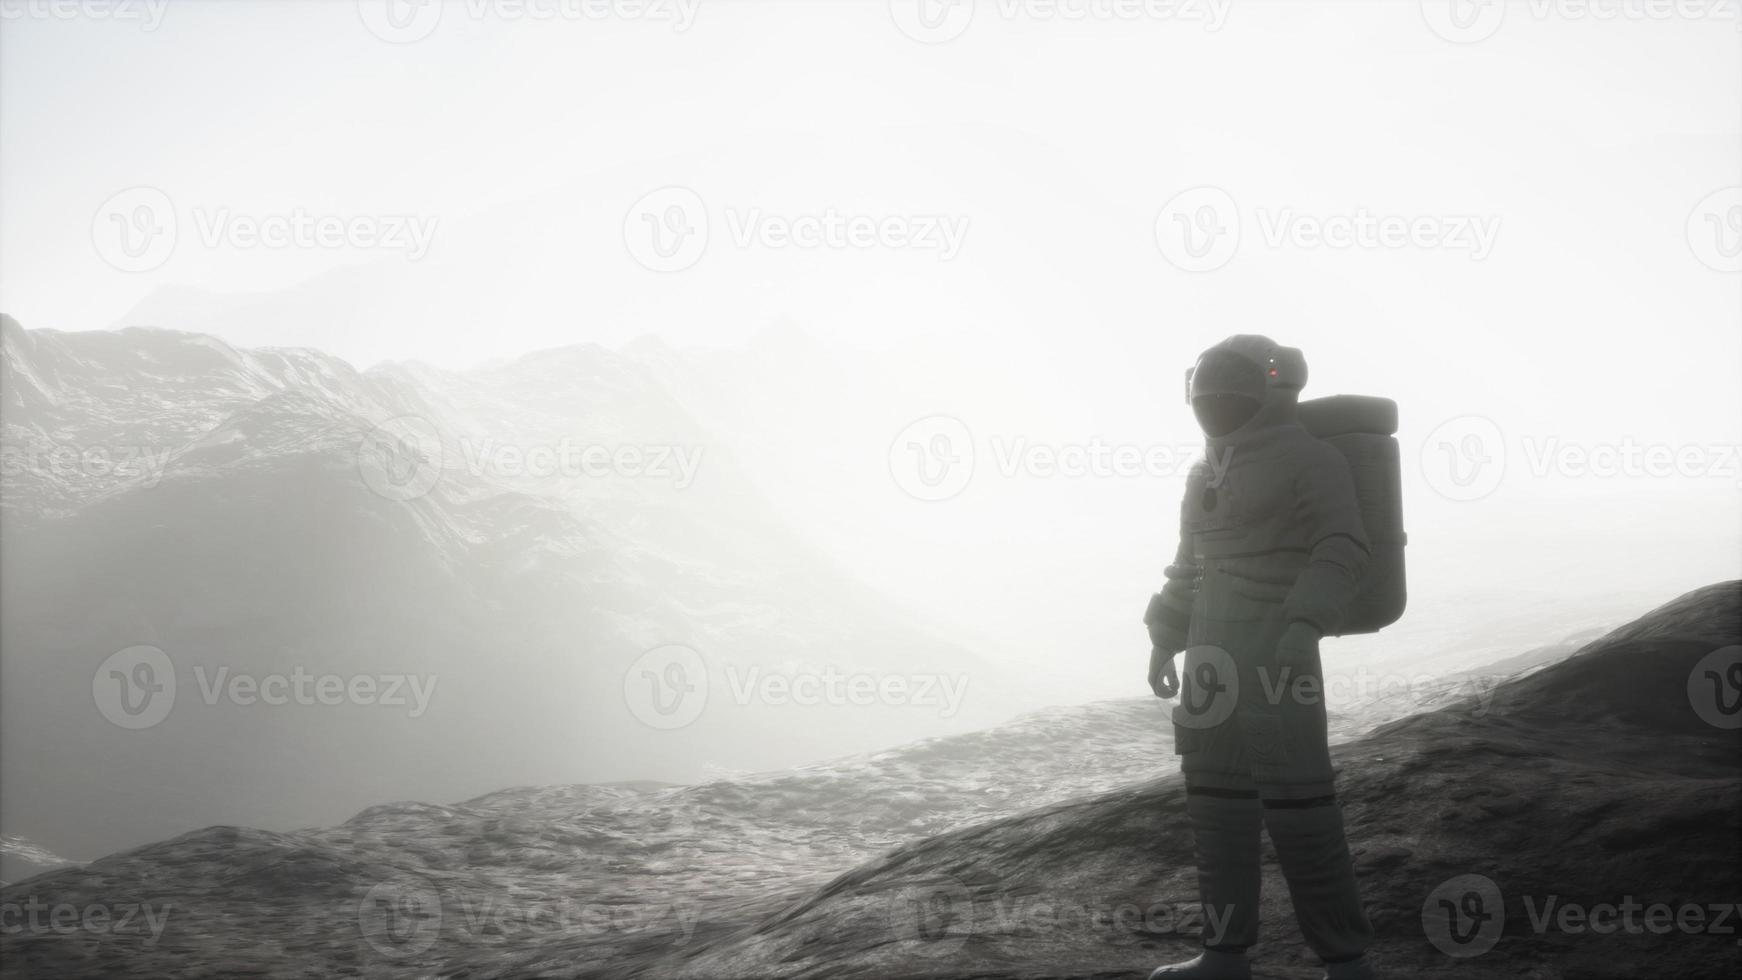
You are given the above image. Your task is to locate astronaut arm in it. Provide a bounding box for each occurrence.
[1144,494,1199,655]
[1283,450,1371,635]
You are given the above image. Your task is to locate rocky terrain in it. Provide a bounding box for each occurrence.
[0,837,77,889]
[493,582,1742,980]
[2,583,1736,979]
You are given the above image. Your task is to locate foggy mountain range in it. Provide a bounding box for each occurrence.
[0,313,1030,863]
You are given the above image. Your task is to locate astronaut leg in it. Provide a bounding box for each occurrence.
[1260,791,1373,968]
[1151,780,1261,978]
[1154,692,1261,980]
[1248,649,1373,968]
[1185,781,1263,952]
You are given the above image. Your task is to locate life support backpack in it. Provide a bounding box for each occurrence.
[1297,395,1407,635]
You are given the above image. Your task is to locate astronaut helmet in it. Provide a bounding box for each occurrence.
[1183,335,1307,438]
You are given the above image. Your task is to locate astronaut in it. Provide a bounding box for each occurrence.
[1143,335,1376,980]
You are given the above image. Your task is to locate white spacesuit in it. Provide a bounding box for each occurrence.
[1144,335,1378,980]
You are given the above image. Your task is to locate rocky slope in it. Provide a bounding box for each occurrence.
[0,836,78,888]
[1,584,1736,979]
[540,582,1734,980]
[0,698,1173,979]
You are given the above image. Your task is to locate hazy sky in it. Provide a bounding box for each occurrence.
[3,0,1740,698]
[3,1,1736,354]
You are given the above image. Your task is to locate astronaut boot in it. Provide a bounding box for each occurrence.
[1262,796,1374,968]
[1320,953,1377,980]
[1149,788,1263,979]
[1147,948,1251,980]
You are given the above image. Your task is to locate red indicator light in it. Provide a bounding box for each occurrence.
[1268,369,1278,377]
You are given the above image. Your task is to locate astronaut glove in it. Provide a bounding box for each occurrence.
[1148,646,1180,699]
[1274,621,1323,675]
